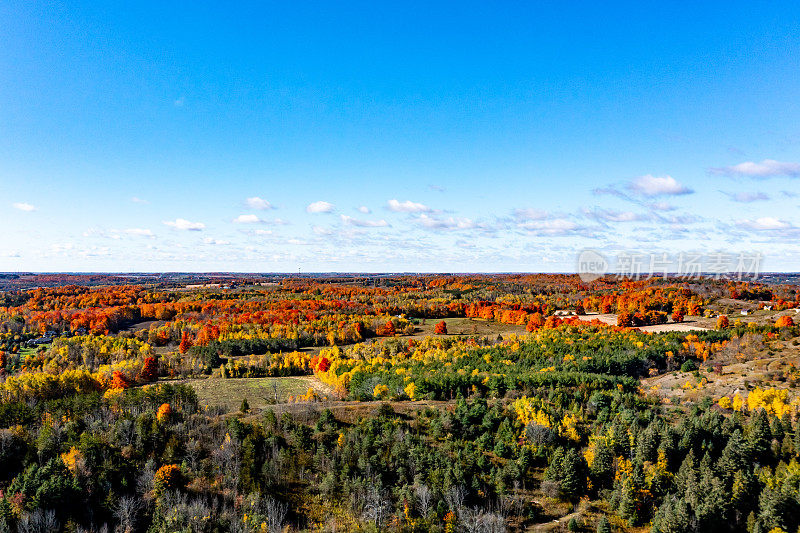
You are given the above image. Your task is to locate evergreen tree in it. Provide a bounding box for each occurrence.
[596,516,612,533]
[651,494,693,533]
[793,422,800,458]
[694,464,728,529]
[719,429,747,480]
[568,517,579,531]
[591,439,615,489]
[757,482,789,532]
[635,423,659,463]
[674,451,697,501]
[731,470,756,512]
[770,416,785,443]
[545,446,587,499]
[748,410,772,459]
[618,478,642,526]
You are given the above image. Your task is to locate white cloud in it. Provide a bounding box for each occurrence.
[661,214,702,225]
[50,242,76,254]
[628,175,693,196]
[357,206,371,214]
[648,201,676,211]
[253,229,273,235]
[710,159,800,178]
[131,196,148,204]
[12,202,35,212]
[234,214,263,224]
[83,228,114,239]
[583,208,643,222]
[387,199,431,213]
[341,215,389,227]
[124,228,155,237]
[84,227,154,239]
[307,201,334,213]
[163,218,205,231]
[513,208,549,221]
[517,218,580,235]
[724,191,769,203]
[78,246,111,257]
[245,197,273,210]
[415,214,475,230]
[736,217,791,230]
[312,225,334,236]
[174,96,186,107]
[203,237,230,245]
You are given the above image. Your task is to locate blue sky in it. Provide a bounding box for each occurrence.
[2,2,800,272]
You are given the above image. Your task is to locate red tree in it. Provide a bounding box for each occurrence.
[617,312,633,327]
[526,313,544,332]
[379,320,396,336]
[138,356,159,382]
[110,371,132,389]
[179,331,193,354]
[315,356,331,372]
[434,320,448,335]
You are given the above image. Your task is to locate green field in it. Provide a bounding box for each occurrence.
[17,346,39,358]
[179,376,330,411]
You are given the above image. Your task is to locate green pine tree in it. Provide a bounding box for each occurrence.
[748,410,771,458]
[651,494,691,533]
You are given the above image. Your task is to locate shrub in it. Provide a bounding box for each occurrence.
[156,403,172,423]
[153,464,183,494]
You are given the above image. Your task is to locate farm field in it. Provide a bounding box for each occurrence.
[1,273,800,532]
[180,375,334,411]
[410,316,529,336]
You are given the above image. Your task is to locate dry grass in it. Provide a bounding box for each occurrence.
[178,375,330,411]
[409,317,528,340]
[641,337,800,405]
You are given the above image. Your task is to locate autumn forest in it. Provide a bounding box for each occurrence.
[0,274,798,533]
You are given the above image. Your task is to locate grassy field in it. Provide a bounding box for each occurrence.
[409,317,528,339]
[17,346,40,360]
[178,375,333,411]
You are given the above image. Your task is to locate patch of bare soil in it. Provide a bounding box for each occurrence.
[578,313,709,332]
[122,320,165,332]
